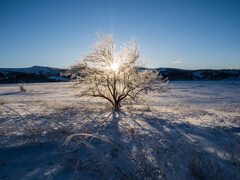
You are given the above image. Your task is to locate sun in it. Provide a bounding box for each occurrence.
[110,62,119,72]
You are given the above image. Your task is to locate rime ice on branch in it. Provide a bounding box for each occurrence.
[67,32,168,110]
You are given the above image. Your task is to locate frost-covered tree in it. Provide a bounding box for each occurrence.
[67,32,168,111]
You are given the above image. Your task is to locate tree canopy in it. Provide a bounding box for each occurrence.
[67,32,168,110]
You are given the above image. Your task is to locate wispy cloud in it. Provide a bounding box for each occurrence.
[172,60,182,64]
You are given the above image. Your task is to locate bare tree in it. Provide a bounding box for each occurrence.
[67,32,168,111]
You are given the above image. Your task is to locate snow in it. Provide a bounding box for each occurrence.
[193,71,203,77]
[0,81,240,179]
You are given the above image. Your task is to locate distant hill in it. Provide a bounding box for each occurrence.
[156,68,240,81]
[0,66,239,83]
[0,66,69,83]
[140,67,240,81]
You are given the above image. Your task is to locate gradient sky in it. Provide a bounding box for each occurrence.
[0,0,240,69]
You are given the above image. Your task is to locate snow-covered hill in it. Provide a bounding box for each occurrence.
[0,66,61,74]
[156,68,240,81]
[0,66,69,83]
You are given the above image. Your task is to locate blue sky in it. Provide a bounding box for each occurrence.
[0,0,239,69]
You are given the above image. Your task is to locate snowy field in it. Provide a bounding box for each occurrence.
[0,81,240,179]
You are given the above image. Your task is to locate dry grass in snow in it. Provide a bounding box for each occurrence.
[0,81,239,179]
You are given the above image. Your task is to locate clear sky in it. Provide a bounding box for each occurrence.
[0,0,239,69]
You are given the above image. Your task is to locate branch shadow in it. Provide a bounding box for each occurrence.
[64,106,240,179]
[0,103,239,179]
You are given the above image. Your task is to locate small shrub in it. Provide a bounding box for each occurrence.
[188,147,225,180]
[19,84,26,92]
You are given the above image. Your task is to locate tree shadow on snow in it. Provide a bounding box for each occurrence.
[61,105,240,179]
[0,104,239,179]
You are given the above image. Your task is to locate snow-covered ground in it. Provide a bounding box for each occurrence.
[0,81,239,179]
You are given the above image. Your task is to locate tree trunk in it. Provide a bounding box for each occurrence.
[113,101,121,111]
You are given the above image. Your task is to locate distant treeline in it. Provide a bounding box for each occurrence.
[156,68,240,81]
[0,66,239,83]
